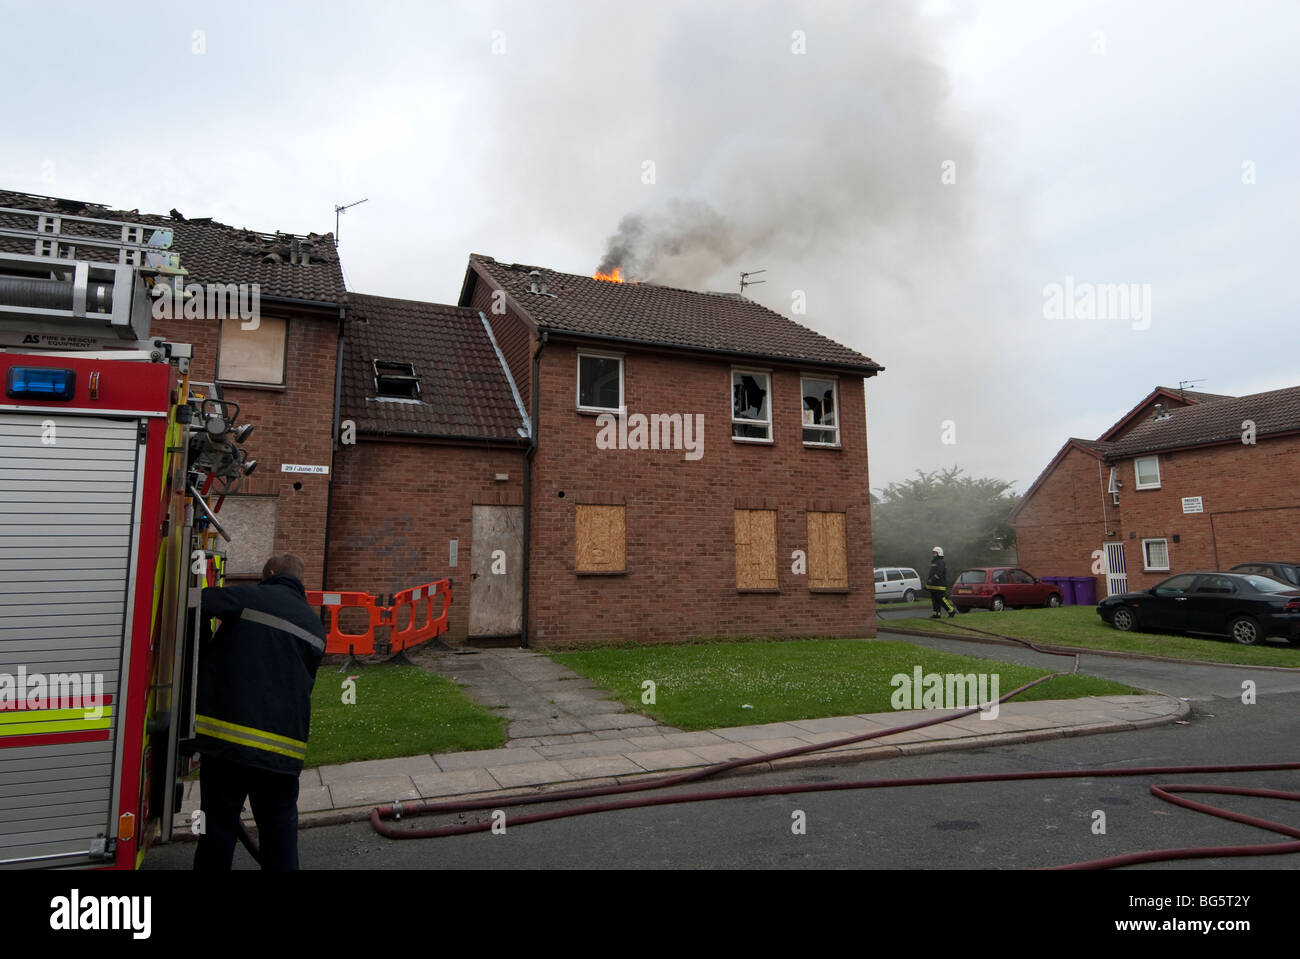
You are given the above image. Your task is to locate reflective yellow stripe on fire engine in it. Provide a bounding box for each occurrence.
[0,707,114,736]
[194,714,308,760]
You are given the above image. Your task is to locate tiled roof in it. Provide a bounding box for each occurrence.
[1154,387,1234,403]
[341,293,529,443]
[1104,386,1300,457]
[0,189,345,304]
[464,255,882,373]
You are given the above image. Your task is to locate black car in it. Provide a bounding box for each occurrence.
[1097,571,1300,645]
[1229,562,1300,588]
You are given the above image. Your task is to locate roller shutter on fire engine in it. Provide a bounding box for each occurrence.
[0,412,140,866]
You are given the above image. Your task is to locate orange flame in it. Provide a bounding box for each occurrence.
[593,267,628,283]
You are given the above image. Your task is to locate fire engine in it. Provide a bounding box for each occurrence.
[0,205,254,868]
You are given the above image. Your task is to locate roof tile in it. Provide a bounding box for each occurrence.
[467,255,881,372]
[0,189,345,304]
[341,293,528,443]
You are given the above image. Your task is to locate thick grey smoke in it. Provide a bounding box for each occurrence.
[597,200,744,284]
[592,2,982,295]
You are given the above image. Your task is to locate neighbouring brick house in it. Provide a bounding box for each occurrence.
[327,293,530,642]
[0,189,345,589]
[1011,385,1300,598]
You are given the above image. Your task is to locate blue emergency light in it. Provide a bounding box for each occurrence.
[6,367,76,401]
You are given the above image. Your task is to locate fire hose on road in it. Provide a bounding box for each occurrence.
[364,625,1300,868]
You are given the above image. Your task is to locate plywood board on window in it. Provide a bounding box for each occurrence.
[734,509,778,590]
[218,315,287,385]
[216,495,279,578]
[807,511,848,589]
[575,505,626,572]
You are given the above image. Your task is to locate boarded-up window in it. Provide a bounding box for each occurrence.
[575,505,626,573]
[218,316,287,386]
[215,495,279,578]
[807,511,848,589]
[734,509,778,590]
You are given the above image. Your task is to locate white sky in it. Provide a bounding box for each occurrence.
[1,0,1295,493]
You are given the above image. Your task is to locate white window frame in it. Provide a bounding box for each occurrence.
[1142,537,1170,571]
[731,368,773,443]
[576,350,624,413]
[1135,455,1161,490]
[801,374,840,447]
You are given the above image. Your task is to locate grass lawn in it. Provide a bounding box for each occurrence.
[304,662,506,767]
[885,606,1300,668]
[549,638,1141,731]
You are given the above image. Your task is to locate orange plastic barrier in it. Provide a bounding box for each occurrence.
[390,580,452,653]
[305,590,387,655]
[306,579,452,656]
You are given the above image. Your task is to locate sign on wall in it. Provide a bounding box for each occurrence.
[281,464,330,474]
[1182,496,1204,514]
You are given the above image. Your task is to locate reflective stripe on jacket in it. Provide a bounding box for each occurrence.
[195,574,326,775]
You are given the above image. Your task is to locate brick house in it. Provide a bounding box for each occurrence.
[327,293,530,642]
[2,187,886,647]
[1011,385,1300,598]
[0,189,346,589]
[455,255,884,646]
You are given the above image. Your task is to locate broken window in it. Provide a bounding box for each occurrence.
[575,505,626,573]
[732,370,771,441]
[373,360,420,399]
[577,353,623,411]
[801,376,838,446]
[806,511,848,589]
[734,509,778,590]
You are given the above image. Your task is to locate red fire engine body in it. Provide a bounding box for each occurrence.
[0,206,246,868]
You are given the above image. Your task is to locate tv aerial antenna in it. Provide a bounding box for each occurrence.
[333,198,369,243]
[740,269,766,294]
[1177,378,1207,400]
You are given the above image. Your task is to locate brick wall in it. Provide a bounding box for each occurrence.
[1013,445,1111,591]
[527,339,876,647]
[1109,437,1300,590]
[326,439,525,642]
[466,273,533,410]
[1014,435,1300,596]
[151,305,338,588]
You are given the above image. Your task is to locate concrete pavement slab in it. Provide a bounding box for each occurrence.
[627,747,712,771]
[329,776,419,808]
[411,768,502,799]
[434,746,543,771]
[318,756,439,784]
[488,760,576,789]
[557,755,646,778]
[298,785,334,814]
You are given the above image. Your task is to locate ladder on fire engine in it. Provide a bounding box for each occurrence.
[0,203,187,352]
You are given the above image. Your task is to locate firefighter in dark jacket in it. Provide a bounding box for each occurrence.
[193,553,326,870]
[926,546,956,618]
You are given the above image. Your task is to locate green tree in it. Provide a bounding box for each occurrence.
[871,467,1020,582]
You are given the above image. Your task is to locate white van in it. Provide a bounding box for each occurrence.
[874,566,923,603]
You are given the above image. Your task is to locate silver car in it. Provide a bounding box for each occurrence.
[874,566,923,603]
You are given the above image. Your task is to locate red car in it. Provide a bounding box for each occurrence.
[951,567,1063,612]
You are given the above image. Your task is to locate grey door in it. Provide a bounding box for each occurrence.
[468,505,523,639]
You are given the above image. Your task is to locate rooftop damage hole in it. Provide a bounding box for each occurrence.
[373,359,420,400]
